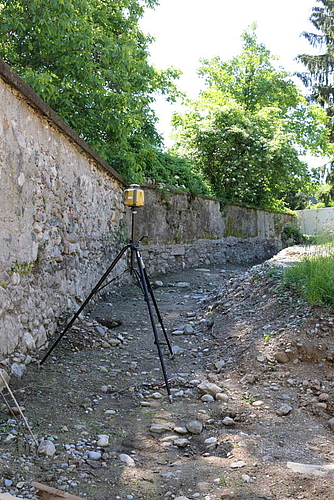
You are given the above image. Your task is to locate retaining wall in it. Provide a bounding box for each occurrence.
[0,59,295,373]
[0,60,125,367]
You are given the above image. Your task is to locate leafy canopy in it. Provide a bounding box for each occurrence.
[172,26,332,210]
[0,0,182,181]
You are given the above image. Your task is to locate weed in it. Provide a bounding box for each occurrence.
[10,261,33,276]
[220,474,228,486]
[244,392,256,403]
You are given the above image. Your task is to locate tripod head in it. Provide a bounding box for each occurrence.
[124,184,145,246]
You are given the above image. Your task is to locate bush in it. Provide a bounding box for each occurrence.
[281,225,307,245]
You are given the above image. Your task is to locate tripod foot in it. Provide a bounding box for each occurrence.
[168,394,173,404]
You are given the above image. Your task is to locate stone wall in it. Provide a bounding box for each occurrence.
[130,187,294,244]
[0,59,295,371]
[129,187,294,274]
[0,60,125,366]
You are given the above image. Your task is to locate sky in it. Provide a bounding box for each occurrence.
[140,0,320,147]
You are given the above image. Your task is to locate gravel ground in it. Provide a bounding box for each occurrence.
[1,245,334,500]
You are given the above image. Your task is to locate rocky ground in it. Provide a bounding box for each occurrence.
[1,245,334,500]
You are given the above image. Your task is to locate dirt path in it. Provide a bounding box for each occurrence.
[1,247,334,500]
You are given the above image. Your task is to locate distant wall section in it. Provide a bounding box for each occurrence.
[296,207,334,235]
[128,187,295,274]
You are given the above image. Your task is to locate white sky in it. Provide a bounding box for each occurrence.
[140,0,320,146]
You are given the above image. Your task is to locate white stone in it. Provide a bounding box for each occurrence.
[287,461,334,476]
[97,434,109,447]
[222,417,235,426]
[119,453,135,467]
[150,423,170,434]
[204,437,217,445]
[174,426,188,434]
[186,420,203,435]
[215,392,229,402]
[38,439,56,457]
[88,451,102,460]
[174,438,190,448]
[23,332,36,351]
[231,460,246,468]
[197,381,222,396]
[201,394,214,402]
[149,391,162,400]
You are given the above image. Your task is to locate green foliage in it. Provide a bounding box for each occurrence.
[297,0,334,139]
[314,183,334,205]
[140,151,212,196]
[0,0,182,181]
[10,261,33,275]
[284,232,334,310]
[172,26,331,210]
[281,225,307,245]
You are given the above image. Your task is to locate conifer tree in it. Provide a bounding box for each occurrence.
[297,0,334,134]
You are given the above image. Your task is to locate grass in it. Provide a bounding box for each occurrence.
[283,231,334,310]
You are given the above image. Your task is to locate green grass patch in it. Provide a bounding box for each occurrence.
[283,239,334,310]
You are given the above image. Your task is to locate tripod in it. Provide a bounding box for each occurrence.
[40,207,174,402]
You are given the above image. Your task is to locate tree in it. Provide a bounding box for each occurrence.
[172,27,331,210]
[0,0,180,181]
[297,0,334,134]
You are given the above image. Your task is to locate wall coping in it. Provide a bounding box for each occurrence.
[0,58,125,185]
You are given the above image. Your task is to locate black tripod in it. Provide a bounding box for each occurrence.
[40,207,174,402]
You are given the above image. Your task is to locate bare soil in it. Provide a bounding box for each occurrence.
[1,246,334,500]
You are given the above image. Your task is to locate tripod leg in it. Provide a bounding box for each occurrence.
[40,244,131,365]
[133,246,173,403]
[142,267,173,357]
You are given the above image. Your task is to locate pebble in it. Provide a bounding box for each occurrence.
[119,454,135,467]
[38,439,56,457]
[151,392,163,399]
[241,474,251,482]
[189,379,201,386]
[88,451,102,460]
[328,417,334,431]
[274,351,290,363]
[201,394,214,402]
[231,460,246,468]
[204,437,217,445]
[172,345,184,355]
[276,404,292,416]
[174,426,188,434]
[222,417,235,426]
[197,382,222,396]
[97,435,109,447]
[186,420,203,435]
[214,359,225,371]
[105,409,117,415]
[183,324,194,334]
[150,424,171,434]
[196,481,210,492]
[174,438,190,448]
[216,393,229,402]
